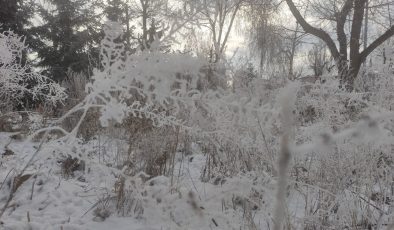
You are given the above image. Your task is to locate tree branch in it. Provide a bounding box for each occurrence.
[219,1,241,55]
[285,0,340,59]
[360,25,394,61]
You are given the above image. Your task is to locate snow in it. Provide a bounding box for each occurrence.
[0,134,278,230]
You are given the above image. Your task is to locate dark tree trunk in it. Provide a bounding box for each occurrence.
[285,0,394,92]
[338,59,361,92]
[125,5,131,52]
[141,0,148,49]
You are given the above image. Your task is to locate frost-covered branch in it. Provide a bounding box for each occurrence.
[0,30,66,112]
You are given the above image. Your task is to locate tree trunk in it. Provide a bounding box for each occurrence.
[338,58,361,92]
[285,0,394,92]
[141,0,148,49]
[125,4,131,52]
[288,22,299,80]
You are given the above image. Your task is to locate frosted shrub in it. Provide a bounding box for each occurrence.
[286,76,394,229]
[34,21,203,143]
[0,30,66,113]
[88,22,202,128]
[196,74,285,177]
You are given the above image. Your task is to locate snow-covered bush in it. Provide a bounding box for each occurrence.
[0,30,66,113]
[276,75,394,229]
[203,69,394,228]
[30,21,203,142]
[196,65,291,176]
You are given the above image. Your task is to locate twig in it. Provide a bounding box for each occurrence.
[81,200,101,218]
[212,218,218,226]
[186,168,201,200]
[347,189,386,214]
[0,168,15,192]
[30,175,37,200]
[81,195,115,217]
[170,126,180,187]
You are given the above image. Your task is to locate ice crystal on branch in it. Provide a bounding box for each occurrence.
[0,30,66,112]
[83,21,203,128]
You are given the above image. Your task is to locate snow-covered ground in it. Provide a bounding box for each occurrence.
[0,133,283,230]
[2,129,390,230]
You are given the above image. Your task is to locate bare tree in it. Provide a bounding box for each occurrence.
[308,42,332,76]
[245,0,285,75]
[196,0,245,63]
[105,0,199,51]
[285,0,394,91]
[283,21,306,80]
[245,0,307,79]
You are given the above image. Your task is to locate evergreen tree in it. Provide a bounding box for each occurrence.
[0,0,28,33]
[105,0,124,22]
[0,0,35,58]
[0,0,45,110]
[31,0,102,81]
[104,0,136,52]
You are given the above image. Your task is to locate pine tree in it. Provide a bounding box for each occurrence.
[31,0,102,81]
[105,0,124,22]
[0,0,25,33]
[104,0,136,52]
[0,0,35,60]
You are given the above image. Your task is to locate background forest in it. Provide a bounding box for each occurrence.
[1,0,394,229]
